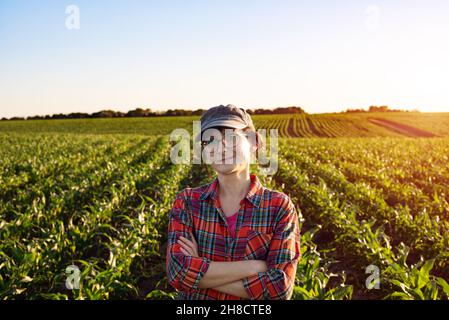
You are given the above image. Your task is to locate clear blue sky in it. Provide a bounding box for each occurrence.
[1,0,448,118]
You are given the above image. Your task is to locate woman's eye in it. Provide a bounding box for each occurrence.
[202,137,217,147]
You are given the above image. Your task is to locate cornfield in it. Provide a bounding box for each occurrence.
[1,113,448,299]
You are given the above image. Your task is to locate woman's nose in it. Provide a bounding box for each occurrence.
[221,136,234,149]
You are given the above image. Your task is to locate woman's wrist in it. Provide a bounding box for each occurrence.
[245,260,267,276]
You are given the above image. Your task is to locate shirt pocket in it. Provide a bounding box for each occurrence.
[244,229,273,260]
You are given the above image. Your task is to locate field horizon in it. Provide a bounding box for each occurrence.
[1,112,449,138]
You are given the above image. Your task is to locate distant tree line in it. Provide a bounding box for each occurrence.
[343,106,418,113]
[247,106,306,115]
[0,106,306,121]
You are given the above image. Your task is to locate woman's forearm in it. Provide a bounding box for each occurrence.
[213,280,250,299]
[198,260,266,289]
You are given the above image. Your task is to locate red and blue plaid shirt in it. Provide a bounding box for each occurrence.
[166,173,301,300]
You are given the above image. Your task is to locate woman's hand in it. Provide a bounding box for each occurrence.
[177,232,199,257]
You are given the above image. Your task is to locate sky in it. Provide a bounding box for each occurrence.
[1,0,449,118]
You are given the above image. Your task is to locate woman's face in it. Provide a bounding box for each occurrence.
[202,127,256,175]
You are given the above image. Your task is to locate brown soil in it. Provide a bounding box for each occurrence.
[369,118,437,137]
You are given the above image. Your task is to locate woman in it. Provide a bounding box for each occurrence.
[166,104,301,300]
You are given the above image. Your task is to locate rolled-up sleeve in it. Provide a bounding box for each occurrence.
[242,196,301,300]
[166,191,211,293]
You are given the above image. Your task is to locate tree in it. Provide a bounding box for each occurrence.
[126,108,153,117]
[67,112,89,119]
[91,110,118,118]
[192,109,205,116]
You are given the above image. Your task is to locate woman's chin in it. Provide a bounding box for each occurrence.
[211,162,240,174]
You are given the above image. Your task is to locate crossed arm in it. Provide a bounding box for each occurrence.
[177,234,266,298]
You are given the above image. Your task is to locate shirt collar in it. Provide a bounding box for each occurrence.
[200,173,263,208]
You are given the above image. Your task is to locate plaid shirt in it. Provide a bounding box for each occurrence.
[165,173,301,300]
